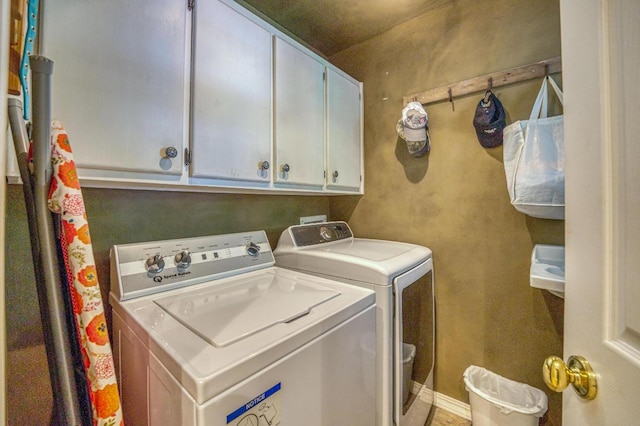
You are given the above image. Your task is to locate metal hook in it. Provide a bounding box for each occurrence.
[448,88,455,111]
[482,77,494,104]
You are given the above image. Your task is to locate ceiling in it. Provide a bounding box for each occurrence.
[237,0,453,57]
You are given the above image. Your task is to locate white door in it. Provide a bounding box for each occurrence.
[191,0,272,183]
[561,0,640,423]
[40,0,189,176]
[274,36,325,188]
[326,68,363,192]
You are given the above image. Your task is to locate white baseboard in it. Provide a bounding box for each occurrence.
[434,392,472,421]
[411,381,433,404]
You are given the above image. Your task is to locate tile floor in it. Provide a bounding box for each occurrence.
[428,408,471,426]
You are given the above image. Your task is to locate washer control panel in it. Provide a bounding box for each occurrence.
[111,230,274,301]
[287,221,353,247]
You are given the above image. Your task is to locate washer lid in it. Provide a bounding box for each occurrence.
[154,272,340,347]
[111,267,375,405]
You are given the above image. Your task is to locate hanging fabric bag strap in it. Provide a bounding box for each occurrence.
[547,76,564,105]
[529,76,564,121]
[529,77,549,120]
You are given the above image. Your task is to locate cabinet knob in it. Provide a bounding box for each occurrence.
[258,161,270,171]
[333,170,339,179]
[161,146,178,159]
[280,163,290,173]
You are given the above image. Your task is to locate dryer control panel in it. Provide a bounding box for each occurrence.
[284,221,353,247]
[110,231,274,301]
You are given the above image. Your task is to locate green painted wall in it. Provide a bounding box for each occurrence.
[329,0,564,423]
[5,184,329,423]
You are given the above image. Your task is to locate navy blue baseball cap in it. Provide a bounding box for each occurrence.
[473,91,506,148]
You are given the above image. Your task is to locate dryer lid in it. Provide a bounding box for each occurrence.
[320,238,421,261]
[275,238,432,286]
[154,272,340,347]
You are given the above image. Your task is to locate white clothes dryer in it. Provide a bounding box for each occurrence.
[274,221,434,426]
[109,229,376,426]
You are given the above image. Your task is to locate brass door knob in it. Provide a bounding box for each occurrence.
[542,355,597,400]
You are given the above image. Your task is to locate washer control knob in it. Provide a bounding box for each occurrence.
[320,226,335,242]
[174,251,191,269]
[246,242,261,257]
[145,254,165,274]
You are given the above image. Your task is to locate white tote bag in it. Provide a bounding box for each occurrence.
[503,76,564,220]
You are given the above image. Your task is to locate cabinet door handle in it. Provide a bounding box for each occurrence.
[161,146,178,159]
[332,170,339,179]
[258,161,270,171]
[280,163,290,173]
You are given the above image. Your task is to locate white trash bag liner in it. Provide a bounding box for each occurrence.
[463,365,547,418]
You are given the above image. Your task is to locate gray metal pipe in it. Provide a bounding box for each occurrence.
[7,99,31,188]
[7,99,42,321]
[29,55,84,426]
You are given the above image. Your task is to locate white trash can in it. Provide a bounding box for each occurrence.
[463,365,548,426]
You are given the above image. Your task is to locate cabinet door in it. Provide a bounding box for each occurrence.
[40,0,188,177]
[326,69,362,191]
[191,0,272,183]
[274,37,325,187]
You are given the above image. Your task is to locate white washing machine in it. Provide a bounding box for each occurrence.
[109,229,376,426]
[274,221,434,426]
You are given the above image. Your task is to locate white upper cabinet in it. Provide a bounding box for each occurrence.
[31,0,362,194]
[191,0,272,184]
[274,37,326,188]
[40,0,189,179]
[326,68,363,191]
